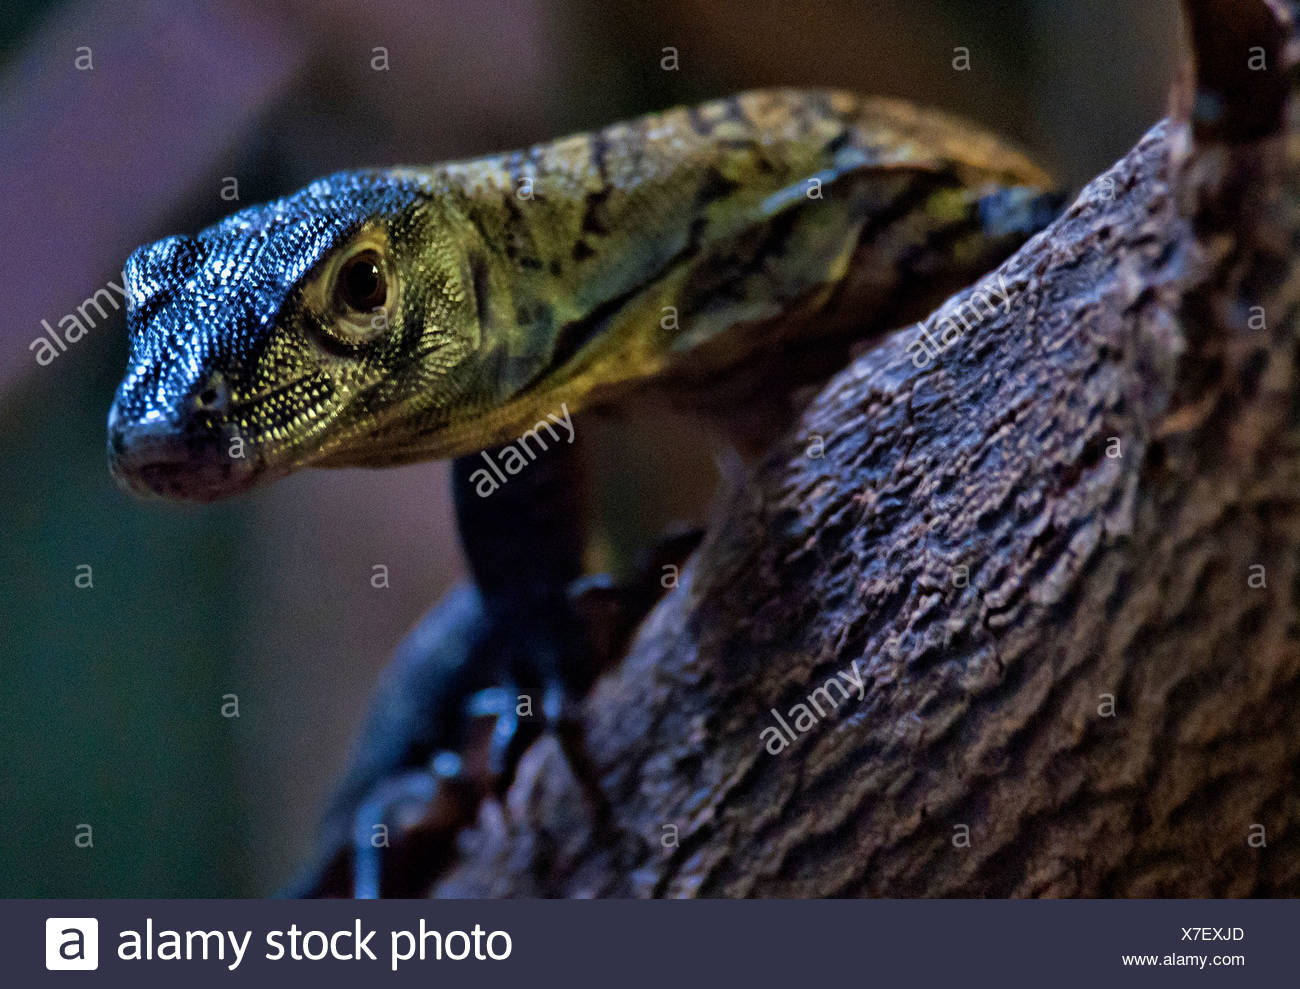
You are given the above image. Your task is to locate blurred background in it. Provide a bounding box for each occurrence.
[0,0,1178,896]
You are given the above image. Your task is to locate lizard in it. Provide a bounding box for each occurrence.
[107,88,1055,499]
[105,88,1060,895]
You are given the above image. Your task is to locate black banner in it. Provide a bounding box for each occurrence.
[10,899,1290,987]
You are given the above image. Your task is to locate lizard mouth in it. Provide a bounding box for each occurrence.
[107,403,262,502]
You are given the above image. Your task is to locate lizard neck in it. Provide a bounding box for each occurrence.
[357,90,1058,461]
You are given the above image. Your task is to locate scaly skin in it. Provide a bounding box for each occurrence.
[107,88,1056,500]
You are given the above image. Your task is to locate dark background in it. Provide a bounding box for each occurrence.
[0,0,1178,896]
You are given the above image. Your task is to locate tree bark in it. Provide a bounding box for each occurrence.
[434,0,1300,897]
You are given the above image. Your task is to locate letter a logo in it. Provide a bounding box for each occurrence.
[45,917,98,970]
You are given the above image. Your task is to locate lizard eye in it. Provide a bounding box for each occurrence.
[335,249,388,314]
[325,244,396,343]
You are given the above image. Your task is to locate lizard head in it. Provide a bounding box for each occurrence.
[108,170,482,501]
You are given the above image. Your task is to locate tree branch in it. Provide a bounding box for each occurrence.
[434,0,1300,897]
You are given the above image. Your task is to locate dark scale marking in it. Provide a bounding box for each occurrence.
[855,169,959,247]
[519,257,544,271]
[548,236,706,370]
[469,251,492,325]
[808,90,836,121]
[502,191,525,224]
[685,215,709,254]
[549,259,563,277]
[721,94,752,129]
[791,92,830,138]
[502,193,528,261]
[572,240,596,262]
[694,166,742,209]
[686,104,712,137]
[729,208,801,289]
[757,207,802,263]
[823,129,851,155]
[589,128,611,185]
[581,186,613,236]
[678,207,802,315]
[878,209,994,313]
[718,137,760,153]
[533,301,554,333]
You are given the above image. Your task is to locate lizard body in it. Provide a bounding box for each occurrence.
[108,88,1056,498]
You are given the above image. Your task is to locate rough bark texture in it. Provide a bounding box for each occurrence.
[434,0,1300,897]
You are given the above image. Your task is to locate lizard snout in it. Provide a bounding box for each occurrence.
[107,391,255,502]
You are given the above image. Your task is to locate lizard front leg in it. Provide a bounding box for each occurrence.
[281,582,494,898]
[450,432,608,812]
[287,431,600,897]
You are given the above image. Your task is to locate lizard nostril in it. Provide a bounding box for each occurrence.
[193,374,229,413]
